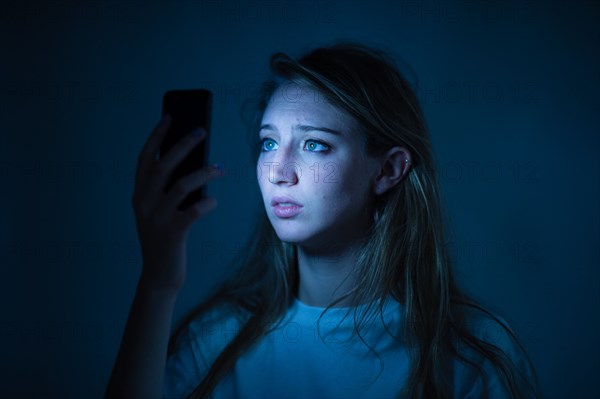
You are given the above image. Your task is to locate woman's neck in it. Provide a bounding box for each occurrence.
[295,241,363,308]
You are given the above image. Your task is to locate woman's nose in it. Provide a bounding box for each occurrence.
[264,148,300,185]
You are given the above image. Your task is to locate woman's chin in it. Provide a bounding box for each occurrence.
[269,219,310,244]
[272,228,308,244]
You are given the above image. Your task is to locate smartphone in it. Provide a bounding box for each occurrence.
[160,89,212,211]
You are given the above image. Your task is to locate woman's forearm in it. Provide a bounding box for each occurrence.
[105,271,179,399]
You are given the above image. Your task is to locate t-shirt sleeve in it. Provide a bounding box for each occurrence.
[454,312,538,399]
[163,305,243,399]
[163,321,210,399]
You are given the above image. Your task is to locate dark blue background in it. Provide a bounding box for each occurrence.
[1,1,598,397]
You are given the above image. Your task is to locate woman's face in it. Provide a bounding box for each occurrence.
[257,82,380,250]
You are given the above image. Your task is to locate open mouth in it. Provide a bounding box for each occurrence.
[271,196,303,218]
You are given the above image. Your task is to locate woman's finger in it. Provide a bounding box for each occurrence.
[145,128,207,199]
[161,165,223,212]
[174,196,218,231]
[135,114,172,185]
[157,128,206,177]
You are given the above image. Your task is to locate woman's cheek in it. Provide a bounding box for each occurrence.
[311,160,339,185]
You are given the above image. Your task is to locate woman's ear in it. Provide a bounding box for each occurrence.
[373,146,412,195]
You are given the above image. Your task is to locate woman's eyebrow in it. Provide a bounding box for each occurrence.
[259,123,343,136]
[294,124,343,136]
[259,124,276,132]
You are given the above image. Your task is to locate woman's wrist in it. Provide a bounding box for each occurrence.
[138,270,182,303]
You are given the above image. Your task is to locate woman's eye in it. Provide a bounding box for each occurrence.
[304,140,330,152]
[260,138,278,152]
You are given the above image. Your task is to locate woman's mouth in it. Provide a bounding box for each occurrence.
[271,196,303,218]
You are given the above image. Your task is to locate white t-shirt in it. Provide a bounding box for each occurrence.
[164,297,535,398]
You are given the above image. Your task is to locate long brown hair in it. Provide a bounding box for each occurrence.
[167,42,541,398]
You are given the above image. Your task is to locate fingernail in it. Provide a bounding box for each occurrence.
[192,127,206,137]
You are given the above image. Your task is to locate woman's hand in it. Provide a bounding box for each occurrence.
[131,115,223,295]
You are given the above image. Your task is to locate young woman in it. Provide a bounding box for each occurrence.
[106,43,541,399]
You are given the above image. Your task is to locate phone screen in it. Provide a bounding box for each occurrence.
[160,89,212,211]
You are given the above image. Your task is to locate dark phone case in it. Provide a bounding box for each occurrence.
[159,89,212,211]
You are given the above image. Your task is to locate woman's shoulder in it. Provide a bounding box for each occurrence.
[451,304,539,398]
[460,305,516,347]
[184,301,249,354]
[169,300,250,368]
[463,306,525,360]
[164,301,249,398]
